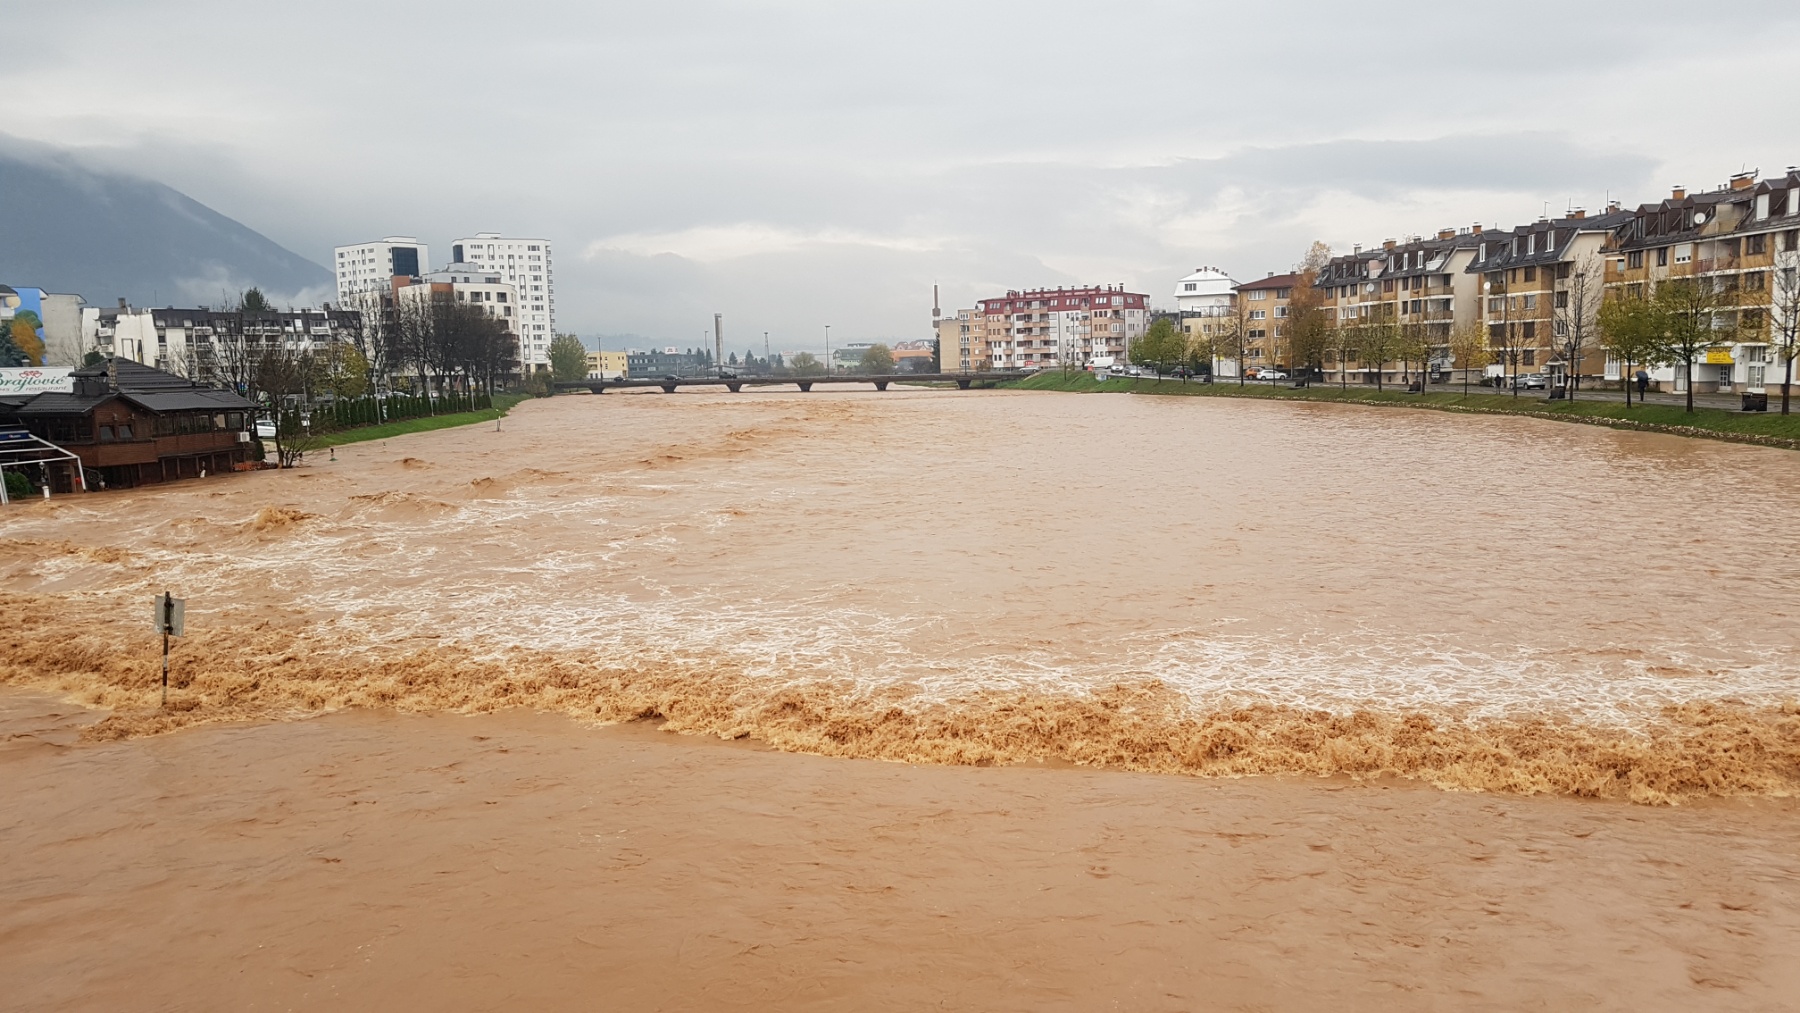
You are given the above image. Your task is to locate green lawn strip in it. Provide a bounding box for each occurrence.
[1007,371,1800,449]
[312,394,532,448]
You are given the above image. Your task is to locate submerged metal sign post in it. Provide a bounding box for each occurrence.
[154,592,185,707]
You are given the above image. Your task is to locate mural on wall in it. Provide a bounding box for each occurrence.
[0,285,47,366]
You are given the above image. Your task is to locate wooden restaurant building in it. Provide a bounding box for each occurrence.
[0,358,259,491]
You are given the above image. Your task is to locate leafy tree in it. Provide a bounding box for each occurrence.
[1183,331,1215,382]
[1446,320,1489,398]
[1285,242,1334,384]
[1355,317,1399,391]
[319,342,370,400]
[1645,277,1740,413]
[1395,320,1433,391]
[239,288,273,313]
[82,350,105,367]
[0,324,23,367]
[549,332,588,382]
[8,311,45,365]
[789,351,823,375]
[1598,291,1662,408]
[1129,318,1184,376]
[859,343,894,373]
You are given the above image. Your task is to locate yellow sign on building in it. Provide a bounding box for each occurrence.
[1704,348,1734,364]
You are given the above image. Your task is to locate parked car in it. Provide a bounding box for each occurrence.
[254,419,276,440]
[1243,367,1263,379]
[1261,370,1289,381]
[1512,373,1549,390]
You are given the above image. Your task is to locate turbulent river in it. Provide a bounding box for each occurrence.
[3,387,1797,801]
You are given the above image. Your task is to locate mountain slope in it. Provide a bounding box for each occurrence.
[0,147,331,308]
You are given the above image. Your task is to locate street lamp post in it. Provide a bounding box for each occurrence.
[824,325,831,375]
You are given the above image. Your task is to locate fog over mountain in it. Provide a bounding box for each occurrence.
[0,140,331,310]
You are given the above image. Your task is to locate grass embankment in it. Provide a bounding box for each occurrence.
[1008,371,1800,450]
[313,394,531,448]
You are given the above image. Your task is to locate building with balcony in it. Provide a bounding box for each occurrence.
[334,237,429,306]
[450,235,556,372]
[1230,274,1298,374]
[1603,171,1800,394]
[973,285,1148,369]
[81,302,363,388]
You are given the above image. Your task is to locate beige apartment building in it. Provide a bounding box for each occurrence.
[1228,274,1297,373]
[1604,170,1800,393]
[1464,208,1632,386]
[585,349,628,379]
[937,309,987,373]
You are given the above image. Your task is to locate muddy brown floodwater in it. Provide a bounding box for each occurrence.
[3,387,1800,1008]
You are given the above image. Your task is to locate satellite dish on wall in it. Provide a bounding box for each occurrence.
[1693,212,1708,224]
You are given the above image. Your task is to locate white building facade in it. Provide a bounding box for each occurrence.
[450,234,556,371]
[333,237,430,306]
[418,264,522,335]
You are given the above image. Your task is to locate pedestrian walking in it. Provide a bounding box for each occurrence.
[1635,369,1650,397]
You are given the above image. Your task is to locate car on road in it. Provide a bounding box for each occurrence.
[255,419,276,439]
[1260,370,1289,381]
[1512,373,1549,390]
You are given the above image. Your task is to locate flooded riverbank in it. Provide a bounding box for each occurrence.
[1,389,1797,800]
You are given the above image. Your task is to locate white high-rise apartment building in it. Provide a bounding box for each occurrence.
[333,237,429,306]
[451,234,555,370]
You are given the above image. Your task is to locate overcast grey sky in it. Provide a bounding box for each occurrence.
[7,0,1800,352]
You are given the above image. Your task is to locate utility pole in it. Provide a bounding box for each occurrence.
[825,324,831,375]
[714,313,724,378]
[764,331,770,370]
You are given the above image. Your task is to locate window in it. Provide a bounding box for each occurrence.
[1524,266,1537,282]
[1250,310,1266,320]
[99,426,114,442]
[1627,251,1644,269]
[1657,247,1669,267]
[1523,349,1536,366]
[1248,290,1267,301]
[117,424,133,439]
[1522,321,1536,340]
[1785,231,1799,253]
[1555,291,1569,308]
[1524,294,1538,310]
[1746,271,1766,291]
[1747,234,1767,255]
[1183,283,1196,292]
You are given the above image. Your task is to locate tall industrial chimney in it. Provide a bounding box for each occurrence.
[713,313,724,377]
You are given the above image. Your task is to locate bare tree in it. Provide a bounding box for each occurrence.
[1326,313,1359,389]
[1771,250,1800,415]
[343,290,398,392]
[1550,254,1605,399]
[254,344,325,468]
[1218,302,1252,386]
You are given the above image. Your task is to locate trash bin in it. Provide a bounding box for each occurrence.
[1742,391,1768,412]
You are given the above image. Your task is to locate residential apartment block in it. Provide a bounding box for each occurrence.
[966,285,1148,370]
[83,301,362,387]
[334,237,429,306]
[1229,274,1298,376]
[1603,171,1800,394]
[451,235,556,371]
